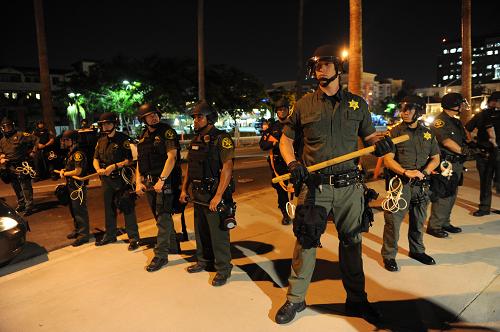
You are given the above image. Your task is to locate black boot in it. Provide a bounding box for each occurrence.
[146,256,168,272]
[280,208,291,225]
[275,300,306,324]
[346,300,382,324]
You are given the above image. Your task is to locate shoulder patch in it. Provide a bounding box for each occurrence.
[221,136,234,149]
[74,152,83,161]
[23,132,30,137]
[123,140,131,149]
[165,129,176,140]
[434,119,445,128]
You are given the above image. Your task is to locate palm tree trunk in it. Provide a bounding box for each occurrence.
[348,0,363,96]
[33,0,55,132]
[197,0,206,101]
[295,0,304,99]
[460,0,472,124]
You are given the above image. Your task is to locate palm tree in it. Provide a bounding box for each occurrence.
[295,0,304,99]
[197,0,206,101]
[33,0,55,132]
[460,0,472,124]
[348,0,362,96]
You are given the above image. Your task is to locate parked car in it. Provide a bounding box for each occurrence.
[0,199,29,267]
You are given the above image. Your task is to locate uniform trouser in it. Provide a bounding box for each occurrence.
[382,183,428,259]
[477,153,499,212]
[10,173,33,209]
[145,190,175,258]
[34,150,54,178]
[428,162,463,230]
[287,183,367,303]
[68,183,89,238]
[193,192,233,276]
[101,176,139,241]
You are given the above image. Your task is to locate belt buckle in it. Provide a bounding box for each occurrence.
[329,175,335,186]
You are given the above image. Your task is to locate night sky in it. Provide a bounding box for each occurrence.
[1,0,498,88]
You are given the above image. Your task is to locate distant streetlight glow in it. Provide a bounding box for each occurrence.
[341,49,349,59]
[122,80,130,85]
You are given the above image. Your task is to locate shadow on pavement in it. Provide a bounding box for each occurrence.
[0,242,48,277]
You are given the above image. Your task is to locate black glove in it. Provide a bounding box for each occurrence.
[287,160,309,195]
[373,135,395,157]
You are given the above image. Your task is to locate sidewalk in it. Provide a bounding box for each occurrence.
[0,168,499,331]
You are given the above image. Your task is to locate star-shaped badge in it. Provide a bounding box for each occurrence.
[348,99,359,110]
[423,131,432,140]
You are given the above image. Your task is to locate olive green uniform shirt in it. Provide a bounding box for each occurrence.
[283,89,376,173]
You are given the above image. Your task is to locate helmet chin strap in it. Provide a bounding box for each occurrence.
[318,72,340,87]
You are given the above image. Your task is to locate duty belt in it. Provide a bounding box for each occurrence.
[192,178,217,193]
[318,169,361,187]
[442,153,465,163]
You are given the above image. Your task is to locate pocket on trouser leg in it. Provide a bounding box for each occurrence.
[293,204,328,249]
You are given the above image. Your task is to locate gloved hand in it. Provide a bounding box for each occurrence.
[287,160,309,195]
[373,135,395,157]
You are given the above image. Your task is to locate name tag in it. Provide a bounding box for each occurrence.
[192,145,199,150]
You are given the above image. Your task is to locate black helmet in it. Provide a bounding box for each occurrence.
[0,117,15,135]
[61,129,79,142]
[137,103,161,122]
[274,97,291,120]
[80,118,89,129]
[441,93,467,111]
[306,44,345,81]
[488,91,500,103]
[189,101,218,124]
[98,112,118,124]
[398,95,426,122]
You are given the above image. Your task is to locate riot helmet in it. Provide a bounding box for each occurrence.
[189,101,218,129]
[274,97,291,121]
[398,95,426,124]
[306,44,346,87]
[0,117,15,137]
[137,103,161,128]
[441,92,469,114]
[97,112,119,134]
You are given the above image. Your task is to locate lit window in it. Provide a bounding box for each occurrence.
[438,64,443,68]
[450,48,457,53]
[495,68,500,80]
[495,50,499,55]
[450,75,454,79]
[458,47,462,52]
[472,73,477,77]
[443,75,449,80]
[487,50,493,55]
[457,75,461,78]
[3,93,9,98]
[472,61,475,64]
[450,62,454,65]
[487,65,493,69]
[458,61,462,65]
[479,73,483,77]
[443,49,448,54]
[35,93,40,100]
[12,93,17,99]
[481,47,484,50]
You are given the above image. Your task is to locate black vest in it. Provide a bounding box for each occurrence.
[188,128,224,181]
[34,129,50,145]
[137,123,174,176]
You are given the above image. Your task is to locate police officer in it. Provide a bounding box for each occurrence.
[381,96,440,272]
[78,118,99,175]
[0,117,37,215]
[465,91,500,216]
[59,130,90,247]
[135,103,181,272]
[32,120,56,180]
[427,93,479,238]
[275,44,393,324]
[179,101,235,287]
[93,112,140,250]
[259,97,293,225]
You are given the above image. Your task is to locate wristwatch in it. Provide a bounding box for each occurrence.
[159,176,168,181]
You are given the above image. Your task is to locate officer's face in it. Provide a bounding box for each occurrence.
[102,122,114,132]
[400,107,416,123]
[1,124,13,133]
[145,113,159,126]
[37,123,45,130]
[277,107,289,120]
[315,61,336,79]
[192,114,208,131]
[61,138,73,149]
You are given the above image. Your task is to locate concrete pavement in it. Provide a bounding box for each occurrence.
[0,164,499,331]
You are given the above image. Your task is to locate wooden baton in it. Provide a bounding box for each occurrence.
[271,134,409,184]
